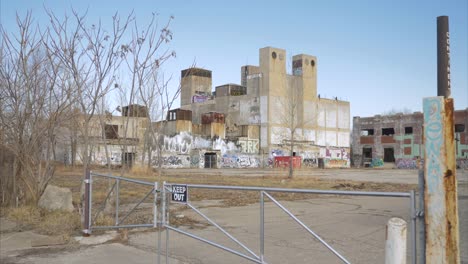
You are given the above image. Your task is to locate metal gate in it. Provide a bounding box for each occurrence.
[84,171,418,263]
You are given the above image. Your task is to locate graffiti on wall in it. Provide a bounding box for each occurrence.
[162,131,192,154]
[212,138,239,153]
[152,155,190,168]
[192,94,210,103]
[93,151,122,166]
[320,147,350,168]
[457,158,468,169]
[193,137,212,149]
[238,139,259,154]
[324,147,349,160]
[221,154,260,168]
[303,158,318,167]
[268,149,285,167]
[190,155,200,167]
[396,158,424,169]
[325,159,348,168]
[371,158,384,167]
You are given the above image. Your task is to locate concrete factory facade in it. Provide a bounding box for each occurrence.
[351,108,468,169]
[158,46,351,168]
[67,47,351,169]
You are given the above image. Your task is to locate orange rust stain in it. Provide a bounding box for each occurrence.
[443,98,460,263]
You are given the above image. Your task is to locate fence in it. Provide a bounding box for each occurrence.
[161,183,417,264]
[83,172,418,263]
[83,171,158,234]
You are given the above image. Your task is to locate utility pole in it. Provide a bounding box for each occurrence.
[423,16,460,263]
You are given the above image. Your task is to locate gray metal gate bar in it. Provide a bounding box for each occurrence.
[187,202,260,260]
[263,191,351,264]
[417,169,426,264]
[165,225,263,264]
[119,188,155,225]
[410,190,417,264]
[92,223,154,229]
[169,183,410,197]
[116,179,120,225]
[260,191,265,263]
[91,172,155,186]
[92,180,118,225]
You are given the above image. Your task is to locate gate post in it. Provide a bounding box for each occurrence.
[385,217,407,264]
[423,96,460,263]
[83,168,91,235]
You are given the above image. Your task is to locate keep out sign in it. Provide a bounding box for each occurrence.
[171,184,188,204]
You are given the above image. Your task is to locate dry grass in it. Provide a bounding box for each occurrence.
[4,165,416,239]
[6,206,81,239]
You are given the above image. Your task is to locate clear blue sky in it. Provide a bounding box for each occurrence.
[1,0,467,119]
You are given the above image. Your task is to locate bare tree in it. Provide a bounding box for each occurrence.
[274,81,306,178]
[116,13,176,170]
[0,12,75,204]
[45,9,132,175]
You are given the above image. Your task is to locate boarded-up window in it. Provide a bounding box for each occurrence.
[404,147,412,155]
[104,124,119,139]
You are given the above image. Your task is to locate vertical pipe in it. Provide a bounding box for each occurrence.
[260,191,265,263]
[437,16,451,98]
[154,182,160,264]
[153,182,158,228]
[116,179,120,225]
[88,171,93,234]
[83,168,91,235]
[418,170,426,264]
[410,190,417,264]
[163,182,169,264]
[385,217,407,264]
[162,182,166,225]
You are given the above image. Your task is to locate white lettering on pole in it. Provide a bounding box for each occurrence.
[446,32,451,90]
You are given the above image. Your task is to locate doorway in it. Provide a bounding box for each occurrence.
[204,153,217,168]
[383,148,395,162]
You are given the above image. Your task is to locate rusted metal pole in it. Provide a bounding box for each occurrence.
[437,16,451,98]
[423,97,460,263]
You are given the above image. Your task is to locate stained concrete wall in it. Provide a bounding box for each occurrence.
[148,131,349,169]
[181,68,212,106]
[178,47,351,168]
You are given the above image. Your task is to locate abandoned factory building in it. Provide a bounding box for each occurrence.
[157,46,351,169]
[351,108,468,169]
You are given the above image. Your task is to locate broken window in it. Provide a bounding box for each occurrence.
[104,124,119,139]
[362,147,372,158]
[382,128,395,136]
[405,127,413,134]
[455,124,465,133]
[360,129,374,136]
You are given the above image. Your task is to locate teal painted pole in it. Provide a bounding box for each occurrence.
[423,97,459,263]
